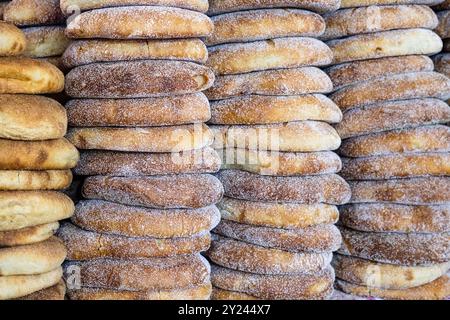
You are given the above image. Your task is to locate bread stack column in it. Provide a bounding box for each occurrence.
[0,22,79,300]
[323,0,450,299]
[434,0,450,90]
[59,1,224,300]
[204,0,352,300]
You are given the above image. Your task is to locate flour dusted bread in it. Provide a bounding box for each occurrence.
[206,9,325,46]
[22,26,70,58]
[0,22,26,57]
[340,0,444,9]
[72,200,220,238]
[62,39,208,68]
[212,287,259,300]
[17,280,65,300]
[66,94,210,127]
[66,6,213,39]
[65,60,215,98]
[0,170,73,191]
[434,53,450,78]
[0,57,64,94]
[67,124,213,152]
[328,29,442,64]
[82,174,223,209]
[0,222,58,246]
[4,0,64,26]
[207,37,333,75]
[436,10,450,39]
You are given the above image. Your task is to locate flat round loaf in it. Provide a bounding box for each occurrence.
[218,149,342,176]
[208,0,341,15]
[0,94,67,140]
[434,53,450,78]
[0,222,58,247]
[212,121,342,152]
[67,124,213,152]
[206,9,325,46]
[218,197,339,229]
[0,267,62,300]
[336,274,450,300]
[340,0,444,8]
[350,177,450,205]
[214,220,341,253]
[326,55,434,90]
[207,37,333,75]
[74,148,221,176]
[339,125,450,157]
[0,21,26,57]
[82,174,224,209]
[37,57,66,73]
[65,60,215,98]
[338,227,450,265]
[336,98,450,139]
[59,223,211,260]
[16,280,65,300]
[331,72,450,111]
[209,95,341,124]
[211,264,334,300]
[66,94,210,127]
[218,170,351,205]
[322,5,438,40]
[0,170,73,191]
[22,26,70,58]
[64,254,210,291]
[0,138,79,170]
[0,57,64,94]
[60,0,209,14]
[66,6,213,39]
[333,255,450,290]
[0,191,74,231]
[72,200,220,238]
[212,287,259,300]
[206,68,333,100]
[62,39,208,68]
[4,0,64,26]
[340,203,450,233]
[0,236,66,276]
[436,10,450,39]
[208,235,332,275]
[327,29,442,65]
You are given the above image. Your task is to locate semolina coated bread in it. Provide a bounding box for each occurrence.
[22,26,70,58]
[16,280,65,300]
[4,0,64,26]
[212,287,259,300]
[436,10,450,39]
[0,222,59,247]
[0,21,26,57]
[340,0,444,8]
[0,170,73,191]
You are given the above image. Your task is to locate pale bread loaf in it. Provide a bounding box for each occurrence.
[22,26,70,58]
[0,222,59,247]
[0,21,26,57]
[0,170,73,191]
[4,0,64,26]
[16,280,65,300]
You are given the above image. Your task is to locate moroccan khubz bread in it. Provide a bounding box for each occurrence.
[340,0,444,9]
[0,21,26,56]
[16,280,65,300]
[3,0,64,26]
[22,26,70,58]
[0,170,73,191]
[212,287,259,300]
[0,222,59,246]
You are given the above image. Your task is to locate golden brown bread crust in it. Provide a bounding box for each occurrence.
[322,5,438,40]
[0,94,67,140]
[327,29,443,65]
[212,122,342,152]
[206,68,333,100]
[206,9,325,46]
[67,124,213,152]
[218,197,339,229]
[82,174,224,209]
[214,220,341,253]
[207,37,333,75]
[0,57,64,94]
[37,56,67,73]
[218,170,351,205]
[333,255,450,290]
[326,55,434,90]
[434,53,450,78]
[0,138,79,170]
[22,26,70,58]
[0,21,26,57]
[0,191,74,231]
[336,98,450,139]
[65,60,215,98]
[436,10,450,39]
[211,264,335,300]
[350,177,450,205]
[339,125,450,157]
[62,39,208,68]
[207,235,332,275]
[0,170,73,191]
[72,200,220,238]
[339,227,450,265]
[336,274,450,300]
[340,0,444,8]
[66,6,213,39]
[212,287,259,300]
[64,254,210,291]
[4,0,64,26]
[16,280,65,300]
[340,203,450,233]
[209,95,341,124]
[0,222,58,246]
[66,94,210,127]
[74,148,221,176]
[59,223,211,260]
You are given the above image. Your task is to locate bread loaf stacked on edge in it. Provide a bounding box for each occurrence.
[60,1,224,300]
[0,22,79,300]
[434,0,450,96]
[204,0,352,300]
[323,0,450,300]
